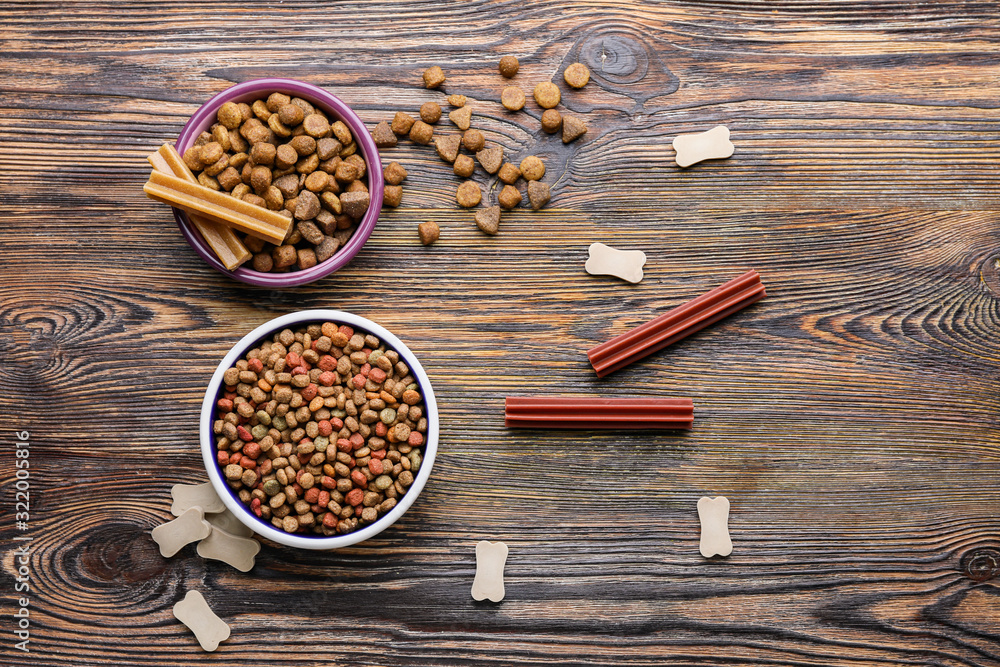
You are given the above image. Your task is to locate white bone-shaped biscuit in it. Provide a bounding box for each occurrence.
[206,508,254,538]
[672,125,734,168]
[152,507,212,558]
[197,526,261,572]
[471,540,508,602]
[697,496,733,557]
[173,590,230,652]
[585,243,646,283]
[171,481,226,516]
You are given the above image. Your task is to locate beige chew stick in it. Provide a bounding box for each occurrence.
[172,590,230,652]
[171,481,226,517]
[585,242,646,283]
[697,496,733,557]
[196,526,261,572]
[149,145,251,270]
[672,125,735,168]
[151,507,213,558]
[144,169,290,244]
[471,540,508,602]
[206,508,254,538]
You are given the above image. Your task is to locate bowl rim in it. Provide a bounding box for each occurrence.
[199,309,438,550]
[174,78,384,287]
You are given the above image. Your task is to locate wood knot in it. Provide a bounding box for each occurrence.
[981,254,1000,297]
[961,548,1000,582]
[80,523,167,584]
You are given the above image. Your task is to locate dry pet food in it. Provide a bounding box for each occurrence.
[409,120,434,145]
[171,481,226,516]
[418,221,439,245]
[498,56,519,78]
[173,590,230,652]
[456,181,482,207]
[206,508,255,538]
[585,242,646,284]
[420,102,442,124]
[384,161,407,185]
[533,82,561,109]
[423,66,446,89]
[519,156,545,181]
[475,206,501,235]
[212,320,429,536]
[498,185,522,210]
[383,185,403,207]
[476,146,503,174]
[453,154,475,178]
[449,106,472,130]
[527,181,550,210]
[672,125,734,168]
[471,540,508,602]
[196,525,261,572]
[152,507,213,558]
[697,496,733,557]
[540,109,562,134]
[371,121,397,148]
[562,115,587,143]
[501,86,525,111]
[447,94,467,107]
[498,163,520,185]
[462,129,485,152]
[563,63,590,88]
[435,135,461,163]
[391,112,416,135]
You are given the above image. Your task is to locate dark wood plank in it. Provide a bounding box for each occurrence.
[1,1,999,666]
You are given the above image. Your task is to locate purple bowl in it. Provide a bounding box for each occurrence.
[173,78,383,287]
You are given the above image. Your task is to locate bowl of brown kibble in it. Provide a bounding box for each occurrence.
[175,79,383,287]
[199,310,438,549]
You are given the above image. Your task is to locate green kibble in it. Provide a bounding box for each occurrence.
[272,416,288,431]
[374,475,393,491]
[255,410,272,426]
[379,408,397,424]
[409,450,422,472]
[314,436,329,452]
[368,350,383,364]
[331,409,347,419]
[251,424,269,440]
[406,383,418,391]
[262,479,281,496]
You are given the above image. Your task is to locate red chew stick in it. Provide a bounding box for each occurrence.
[505,397,693,430]
[588,270,766,377]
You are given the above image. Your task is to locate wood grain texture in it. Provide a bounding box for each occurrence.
[1,1,999,665]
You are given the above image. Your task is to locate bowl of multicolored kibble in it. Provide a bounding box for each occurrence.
[199,310,438,549]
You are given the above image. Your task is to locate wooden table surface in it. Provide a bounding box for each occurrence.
[2,2,999,666]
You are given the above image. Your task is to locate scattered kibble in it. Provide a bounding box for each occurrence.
[447,94,467,107]
[409,120,434,145]
[476,146,503,174]
[563,63,590,89]
[475,205,501,235]
[498,56,519,78]
[383,185,402,207]
[384,161,407,185]
[391,112,416,136]
[519,156,545,181]
[423,66,446,89]
[435,135,461,163]
[453,154,475,178]
[449,106,472,130]
[533,82,561,109]
[527,181,551,210]
[371,121,397,148]
[456,181,482,207]
[541,109,562,134]
[498,184,522,210]
[498,163,521,185]
[501,86,525,111]
[420,102,442,124]
[562,115,587,144]
[418,221,439,245]
[462,129,485,152]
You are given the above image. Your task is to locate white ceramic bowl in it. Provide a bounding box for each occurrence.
[199,309,438,549]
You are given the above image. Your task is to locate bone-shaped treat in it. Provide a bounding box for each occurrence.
[171,481,226,517]
[471,540,508,602]
[152,507,213,558]
[206,508,254,538]
[697,496,733,558]
[672,125,734,168]
[585,243,646,283]
[172,590,230,652]
[196,525,261,572]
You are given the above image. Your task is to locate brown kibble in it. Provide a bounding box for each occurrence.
[409,120,434,145]
[217,166,242,191]
[384,161,407,185]
[296,247,317,270]
[263,185,284,210]
[462,129,485,152]
[340,190,370,219]
[447,94,467,107]
[291,97,315,116]
[346,180,368,194]
[268,113,292,138]
[203,155,229,177]
[290,135,317,156]
[242,192,264,207]
[371,121,397,148]
[267,92,291,113]
[250,142,276,166]
[533,82,561,109]
[273,244,297,268]
[345,154,366,180]
[562,115,587,143]
[217,102,242,129]
[498,163,520,185]
[296,153,320,174]
[563,63,590,89]
[418,221,439,245]
[303,114,331,138]
[501,86,525,111]
[331,121,352,146]
[316,137,342,161]
[420,102,442,124]
[276,144,298,169]
[320,192,341,215]
[498,184,522,210]
[448,106,472,131]
[315,237,340,262]
[383,185,402,208]
[295,190,321,220]
[211,125,231,152]
[252,252,273,272]
[476,146,503,174]
[434,135,461,163]
[297,220,324,245]
[498,56,519,78]
[391,112,416,136]
[456,181,482,208]
[527,180,551,210]
[273,173,300,198]
[475,205,501,235]
[182,146,204,171]
[541,109,562,134]
[304,171,330,193]
[201,142,224,165]
[453,154,475,178]
[278,103,305,127]
[339,141,357,158]
[334,161,360,183]
[519,155,545,181]
[250,165,272,193]
[252,99,272,121]
[423,66,446,89]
